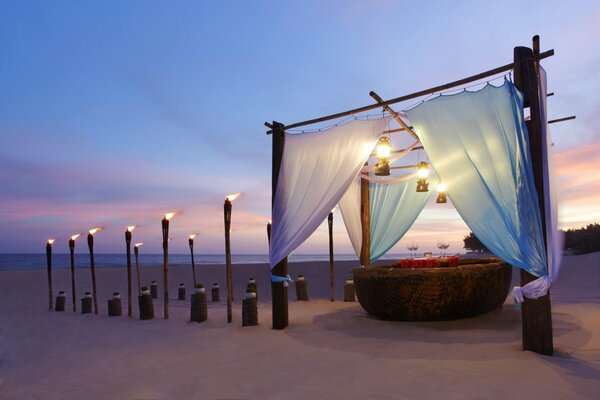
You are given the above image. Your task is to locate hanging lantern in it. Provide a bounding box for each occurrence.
[436,182,447,203]
[416,162,430,192]
[375,137,392,176]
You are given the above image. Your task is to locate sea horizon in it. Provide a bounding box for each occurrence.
[0,252,437,271]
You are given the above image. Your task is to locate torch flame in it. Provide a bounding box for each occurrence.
[71,234,81,241]
[134,242,143,247]
[47,239,55,245]
[267,220,272,225]
[88,228,102,235]
[189,234,197,239]
[164,212,176,220]
[226,193,241,202]
[127,225,137,232]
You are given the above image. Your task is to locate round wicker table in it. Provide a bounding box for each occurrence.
[352,258,512,321]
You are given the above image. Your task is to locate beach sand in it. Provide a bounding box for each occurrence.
[0,254,598,399]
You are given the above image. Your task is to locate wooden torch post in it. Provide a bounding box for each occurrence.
[271,121,289,330]
[46,240,54,310]
[513,35,554,355]
[87,230,99,315]
[224,198,233,323]
[69,236,78,312]
[360,168,371,267]
[125,228,133,318]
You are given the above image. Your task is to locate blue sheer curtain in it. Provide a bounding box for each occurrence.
[405,80,547,277]
[369,178,431,262]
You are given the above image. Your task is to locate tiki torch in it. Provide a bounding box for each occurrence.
[162,212,175,319]
[328,208,335,302]
[69,234,81,312]
[224,193,241,323]
[189,234,197,286]
[46,239,55,310]
[267,220,271,244]
[87,227,102,314]
[125,225,136,318]
[134,242,143,294]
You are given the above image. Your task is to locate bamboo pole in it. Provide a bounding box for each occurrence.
[271,121,289,330]
[46,241,53,310]
[125,230,133,318]
[189,237,197,287]
[87,233,99,315]
[370,91,420,141]
[514,35,553,356]
[224,198,233,323]
[69,239,77,312]
[272,49,553,131]
[162,217,170,319]
[328,211,334,302]
[134,245,142,295]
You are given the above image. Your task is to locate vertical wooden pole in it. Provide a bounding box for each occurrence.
[46,242,53,310]
[162,218,169,319]
[125,230,133,318]
[360,169,371,267]
[513,36,553,355]
[69,239,77,312]
[328,211,334,301]
[189,238,197,287]
[271,121,289,330]
[224,199,233,323]
[87,234,99,315]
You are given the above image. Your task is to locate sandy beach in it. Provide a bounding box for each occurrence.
[1,254,598,399]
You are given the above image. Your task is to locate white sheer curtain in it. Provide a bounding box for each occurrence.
[339,177,362,258]
[269,118,389,268]
[513,66,563,302]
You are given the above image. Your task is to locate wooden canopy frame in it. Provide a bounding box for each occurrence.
[266,35,572,356]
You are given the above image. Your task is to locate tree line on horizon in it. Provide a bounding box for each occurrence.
[463,223,600,255]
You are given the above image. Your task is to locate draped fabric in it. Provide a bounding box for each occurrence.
[513,66,563,301]
[405,80,548,278]
[369,177,431,262]
[338,178,362,258]
[339,176,430,263]
[269,118,389,268]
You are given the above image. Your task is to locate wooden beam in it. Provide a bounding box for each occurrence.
[370,91,420,141]
[370,146,424,158]
[281,49,553,130]
[514,36,554,356]
[360,169,370,267]
[548,115,575,124]
[270,121,289,330]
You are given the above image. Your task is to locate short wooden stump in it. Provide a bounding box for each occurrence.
[138,290,154,320]
[178,284,186,301]
[242,295,258,327]
[150,282,158,299]
[211,284,220,302]
[295,276,308,301]
[190,291,207,323]
[55,291,66,311]
[108,293,122,317]
[81,293,92,314]
[344,280,356,302]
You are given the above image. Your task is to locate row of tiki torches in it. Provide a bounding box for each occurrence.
[45,194,242,322]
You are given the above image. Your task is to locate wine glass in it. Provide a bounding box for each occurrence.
[437,240,444,256]
[413,242,419,258]
[406,243,414,258]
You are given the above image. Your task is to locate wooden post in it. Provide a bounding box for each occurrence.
[271,121,288,330]
[125,230,133,318]
[360,170,371,267]
[162,217,170,319]
[189,238,197,286]
[328,211,334,302]
[224,198,233,323]
[69,239,77,312]
[87,233,99,314]
[513,36,554,356]
[46,242,53,310]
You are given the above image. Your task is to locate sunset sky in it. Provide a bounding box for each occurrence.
[1,1,598,255]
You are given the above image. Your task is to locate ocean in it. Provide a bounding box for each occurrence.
[0,253,411,271]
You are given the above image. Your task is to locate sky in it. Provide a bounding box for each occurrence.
[1,0,599,255]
